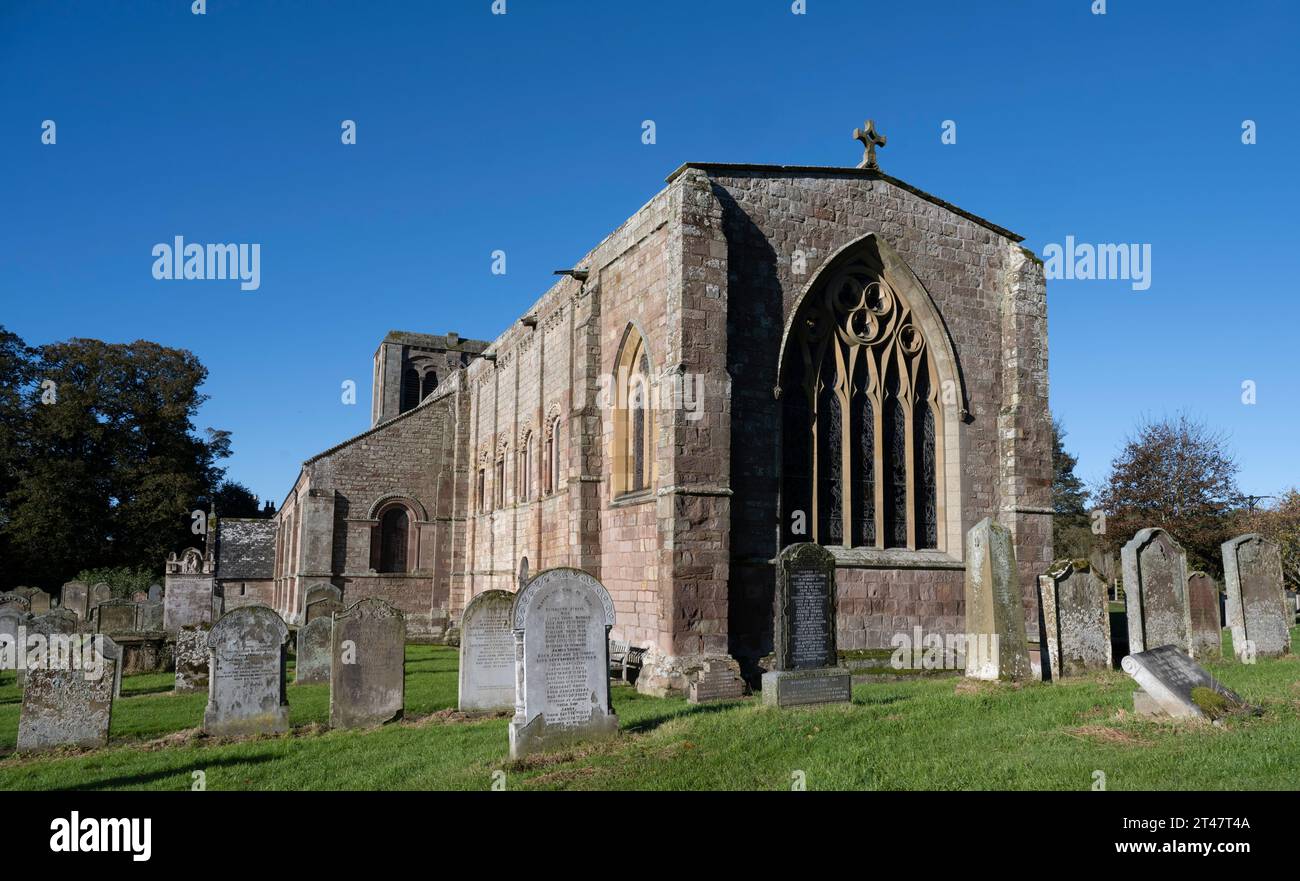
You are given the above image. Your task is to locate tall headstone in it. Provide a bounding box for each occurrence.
[329,598,405,728]
[1122,527,1192,655]
[60,581,90,622]
[964,518,1033,680]
[302,583,343,624]
[174,625,211,693]
[762,543,852,705]
[164,548,215,633]
[1122,645,1246,720]
[203,606,289,736]
[1038,560,1111,679]
[17,633,119,752]
[1221,534,1291,661]
[458,589,516,712]
[509,568,618,759]
[1186,571,1223,661]
[294,616,332,685]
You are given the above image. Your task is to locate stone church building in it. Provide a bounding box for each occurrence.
[266,131,1052,693]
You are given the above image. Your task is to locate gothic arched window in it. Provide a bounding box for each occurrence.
[377,506,410,573]
[421,370,438,401]
[613,327,655,497]
[781,255,944,551]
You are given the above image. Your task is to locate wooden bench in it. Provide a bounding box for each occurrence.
[609,639,647,682]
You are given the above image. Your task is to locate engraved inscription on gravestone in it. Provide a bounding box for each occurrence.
[763,543,852,707]
[329,597,405,729]
[1122,644,1247,720]
[1222,533,1291,660]
[17,632,119,753]
[509,568,618,759]
[294,616,332,685]
[203,606,289,736]
[458,589,516,713]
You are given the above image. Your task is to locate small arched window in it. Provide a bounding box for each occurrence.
[613,327,655,496]
[378,506,410,573]
[494,453,506,507]
[544,415,561,495]
[421,370,438,401]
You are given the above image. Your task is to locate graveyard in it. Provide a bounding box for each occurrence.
[1,625,1297,791]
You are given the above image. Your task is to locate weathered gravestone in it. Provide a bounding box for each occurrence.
[1122,527,1192,655]
[1038,559,1111,679]
[1122,645,1248,720]
[60,581,90,622]
[689,656,747,704]
[294,616,332,685]
[164,548,215,633]
[203,606,289,736]
[89,582,112,609]
[35,608,79,635]
[17,632,119,752]
[148,583,162,603]
[964,518,1033,680]
[20,610,82,687]
[1221,534,1291,661]
[302,583,343,624]
[16,587,51,615]
[140,602,164,631]
[0,592,31,612]
[509,568,618,759]
[329,598,405,728]
[1186,571,1223,661]
[96,598,140,635]
[174,625,211,693]
[0,607,32,681]
[458,589,516,713]
[762,543,853,705]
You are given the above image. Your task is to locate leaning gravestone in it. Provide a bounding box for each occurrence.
[1038,559,1111,679]
[203,606,289,736]
[1221,534,1291,661]
[1186,572,1223,661]
[303,583,343,624]
[509,568,618,759]
[174,625,211,693]
[330,598,405,728]
[1122,527,1192,655]
[964,518,1033,680]
[60,581,90,622]
[689,656,747,703]
[17,632,119,752]
[1122,645,1247,720]
[458,589,517,712]
[294,616,332,685]
[762,543,853,705]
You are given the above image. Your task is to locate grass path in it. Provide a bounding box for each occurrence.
[1,633,1298,791]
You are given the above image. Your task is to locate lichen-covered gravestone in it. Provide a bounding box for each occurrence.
[17,632,119,752]
[762,543,852,706]
[689,656,747,703]
[294,615,332,685]
[509,568,618,759]
[96,599,140,635]
[0,592,31,612]
[0,607,32,682]
[174,625,211,693]
[330,598,405,728]
[1038,560,1111,679]
[1122,527,1192,655]
[203,606,289,736]
[60,581,90,622]
[1122,645,1247,720]
[458,589,517,712]
[1221,534,1291,661]
[303,583,343,624]
[964,518,1033,680]
[1186,572,1222,661]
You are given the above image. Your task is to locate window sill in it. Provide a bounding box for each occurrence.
[610,489,656,508]
[768,546,963,570]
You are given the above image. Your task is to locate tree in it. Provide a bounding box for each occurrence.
[210,480,267,519]
[1243,489,1300,591]
[1051,418,1093,562]
[0,328,233,588]
[1095,414,1241,576]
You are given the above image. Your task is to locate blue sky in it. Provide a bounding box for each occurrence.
[2,0,1297,505]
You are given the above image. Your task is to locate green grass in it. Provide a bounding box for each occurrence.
[1,632,1298,791]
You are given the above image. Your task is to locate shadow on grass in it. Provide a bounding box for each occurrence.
[65,752,281,791]
[621,700,742,734]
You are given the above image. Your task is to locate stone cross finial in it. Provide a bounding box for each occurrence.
[853,119,886,170]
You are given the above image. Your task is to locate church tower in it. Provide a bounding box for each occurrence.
[371,330,489,426]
